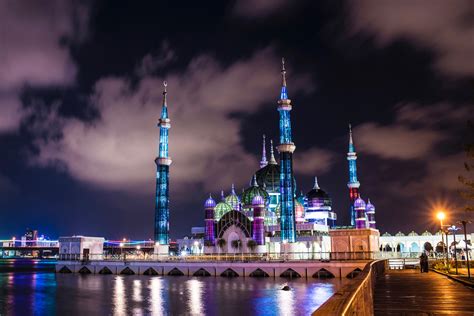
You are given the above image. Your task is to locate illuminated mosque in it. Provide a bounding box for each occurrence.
[153,59,379,256]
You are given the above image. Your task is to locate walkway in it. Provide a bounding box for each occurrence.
[374,269,474,315]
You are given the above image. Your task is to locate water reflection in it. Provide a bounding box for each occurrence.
[149,277,164,315]
[186,279,204,315]
[113,276,126,315]
[0,260,348,315]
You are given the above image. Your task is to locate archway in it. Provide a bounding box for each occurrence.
[346,268,362,279]
[168,268,184,276]
[143,268,158,275]
[193,268,211,277]
[221,268,239,277]
[249,268,269,278]
[280,268,301,279]
[313,268,335,279]
[78,266,92,274]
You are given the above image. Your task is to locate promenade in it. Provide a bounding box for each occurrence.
[374,269,474,315]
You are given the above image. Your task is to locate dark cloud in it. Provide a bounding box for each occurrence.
[348,0,474,76]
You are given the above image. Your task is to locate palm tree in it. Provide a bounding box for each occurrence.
[247,239,257,253]
[231,239,241,252]
[217,238,226,254]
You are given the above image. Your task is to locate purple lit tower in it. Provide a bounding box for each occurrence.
[366,199,376,229]
[204,195,216,245]
[252,195,265,245]
[354,196,367,229]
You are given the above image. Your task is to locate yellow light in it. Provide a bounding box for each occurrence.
[436,211,446,221]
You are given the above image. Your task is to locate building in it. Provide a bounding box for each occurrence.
[196,59,379,257]
[154,81,172,255]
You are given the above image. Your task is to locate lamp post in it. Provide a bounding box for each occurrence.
[458,220,471,279]
[437,211,447,268]
[119,242,124,260]
[448,225,460,274]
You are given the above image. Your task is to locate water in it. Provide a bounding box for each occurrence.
[0,259,347,315]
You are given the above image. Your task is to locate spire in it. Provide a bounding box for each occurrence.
[348,123,355,153]
[220,190,225,201]
[159,81,169,120]
[231,183,236,195]
[313,177,320,189]
[260,134,268,168]
[251,174,258,187]
[280,58,288,100]
[269,139,277,164]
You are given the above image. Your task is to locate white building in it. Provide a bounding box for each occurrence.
[59,236,105,260]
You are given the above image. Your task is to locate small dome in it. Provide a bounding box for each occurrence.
[306,177,331,209]
[382,232,392,237]
[204,195,216,208]
[408,231,418,236]
[422,230,432,236]
[366,199,375,211]
[354,197,366,209]
[395,231,405,237]
[214,202,232,219]
[225,184,240,211]
[252,195,265,206]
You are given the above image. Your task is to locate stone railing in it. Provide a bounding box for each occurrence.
[313,259,387,316]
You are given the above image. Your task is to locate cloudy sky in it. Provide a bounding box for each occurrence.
[0,0,472,239]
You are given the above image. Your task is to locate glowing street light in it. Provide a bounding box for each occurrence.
[436,210,449,270]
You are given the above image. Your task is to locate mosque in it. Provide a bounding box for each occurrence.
[154,59,380,257]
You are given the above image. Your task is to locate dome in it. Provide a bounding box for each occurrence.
[408,231,418,236]
[252,195,265,206]
[204,195,216,208]
[214,201,232,219]
[255,163,280,193]
[306,177,331,209]
[382,232,392,237]
[242,176,269,207]
[366,199,375,212]
[395,231,405,237]
[225,184,240,211]
[422,230,432,236]
[354,197,366,209]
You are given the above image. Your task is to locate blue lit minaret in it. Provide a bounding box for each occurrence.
[347,124,360,226]
[154,81,172,247]
[277,58,297,243]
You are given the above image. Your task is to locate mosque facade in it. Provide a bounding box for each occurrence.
[193,60,379,255]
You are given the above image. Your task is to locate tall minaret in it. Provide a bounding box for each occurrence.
[277,58,297,243]
[260,134,268,168]
[347,124,360,226]
[154,81,172,251]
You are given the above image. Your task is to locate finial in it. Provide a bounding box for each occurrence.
[281,57,287,87]
[313,177,320,189]
[220,190,225,201]
[251,175,258,187]
[209,193,212,199]
[162,80,168,106]
[260,134,268,168]
[231,183,236,194]
[349,123,353,145]
[269,139,277,164]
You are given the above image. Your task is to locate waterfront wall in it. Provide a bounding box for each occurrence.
[56,260,370,279]
[313,260,386,316]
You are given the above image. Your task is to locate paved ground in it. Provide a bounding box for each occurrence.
[374,269,474,315]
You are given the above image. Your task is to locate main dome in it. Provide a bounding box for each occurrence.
[255,163,280,194]
[306,177,331,209]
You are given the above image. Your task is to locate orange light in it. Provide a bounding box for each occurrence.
[436,211,446,221]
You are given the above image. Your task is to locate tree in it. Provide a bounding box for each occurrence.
[231,239,241,251]
[217,238,226,253]
[459,121,474,211]
[247,239,257,253]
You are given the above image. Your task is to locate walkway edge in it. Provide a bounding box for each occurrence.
[431,269,474,288]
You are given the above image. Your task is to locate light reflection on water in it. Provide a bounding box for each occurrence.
[0,260,348,316]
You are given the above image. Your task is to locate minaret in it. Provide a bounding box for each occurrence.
[269,139,277,165]
[154,81,172,251]
[366,199,376,229]
[277,58,297,243]
[252,195,265,245]
[260,134,268,168]
[347,124,360,226]
[204,194,216,246]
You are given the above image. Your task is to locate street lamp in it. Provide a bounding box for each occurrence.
[437,211,448,267]
[448,225,460,274]
[119,242,124,259]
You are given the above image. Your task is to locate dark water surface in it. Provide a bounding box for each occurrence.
[0,259,347,315]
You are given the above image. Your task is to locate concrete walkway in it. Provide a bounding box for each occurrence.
[374,269,474,315]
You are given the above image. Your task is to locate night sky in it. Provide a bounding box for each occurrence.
[0,0,473,240]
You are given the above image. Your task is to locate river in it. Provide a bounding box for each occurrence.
[0,259,346,315]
